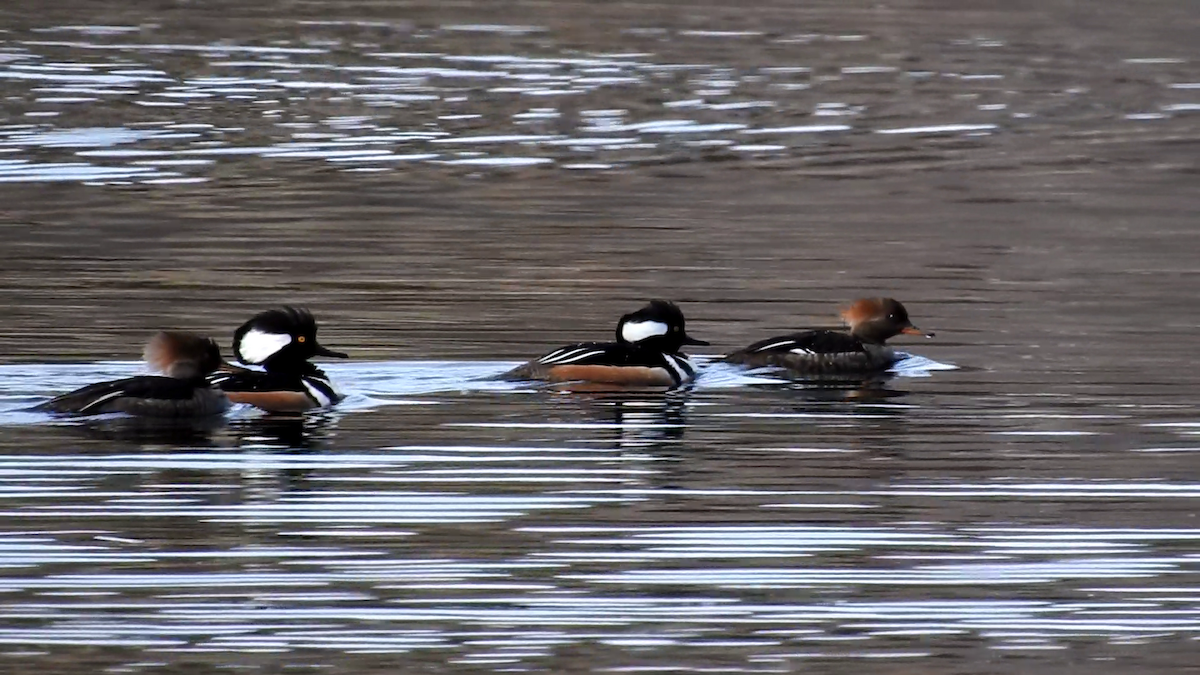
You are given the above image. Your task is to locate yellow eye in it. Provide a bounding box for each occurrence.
[297,336,306,343]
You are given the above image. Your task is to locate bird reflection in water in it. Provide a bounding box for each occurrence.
[542,382,689,451]
[62,413,228,448]
[223,412,340,542]
[776,371,910,404]
[227,410,340,451]
[226,411,342,493]
[56,408,341,454]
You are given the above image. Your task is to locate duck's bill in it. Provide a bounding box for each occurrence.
[314,344,349,358]
[901,326,935,338]
[682,334,710,346]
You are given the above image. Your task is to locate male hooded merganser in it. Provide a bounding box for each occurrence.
[502,299,709,387]
[723,297,932,374]
[33,331,229,417]
[208,306,347,412]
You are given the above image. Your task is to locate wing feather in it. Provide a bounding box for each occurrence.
[744,330,866,356]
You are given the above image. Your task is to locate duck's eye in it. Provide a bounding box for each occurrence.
[887,314,896,320]
[297,336,306,343]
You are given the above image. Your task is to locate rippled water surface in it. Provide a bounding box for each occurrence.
[1,0,1198,673]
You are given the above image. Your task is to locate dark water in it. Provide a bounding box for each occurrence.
[1,1,1199,673]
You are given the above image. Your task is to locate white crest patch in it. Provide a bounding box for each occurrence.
[621,320,669,344]
[238,329,292,364]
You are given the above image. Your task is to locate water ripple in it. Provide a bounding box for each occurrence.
[0,9,1198,672]
[0,16,1190,183]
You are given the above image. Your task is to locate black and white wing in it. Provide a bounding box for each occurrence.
[502,342,697,386]
[532,342,619,367]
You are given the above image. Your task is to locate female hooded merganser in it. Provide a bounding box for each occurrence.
[723,297,932,374]
[208,306,347,412]
[502,299,709,387]
[34,331,229,417]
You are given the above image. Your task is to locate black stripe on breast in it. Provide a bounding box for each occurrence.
[301,375,343,405]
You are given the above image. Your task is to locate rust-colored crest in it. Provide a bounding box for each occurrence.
[143,331,222,378]
[839,298,887,328]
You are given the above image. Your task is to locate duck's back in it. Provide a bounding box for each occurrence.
[33,375,230,417]
[724,330,896,374]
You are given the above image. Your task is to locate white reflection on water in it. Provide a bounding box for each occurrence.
[0,353,1198,663]
[0,11,1196,672]
[0,19,1184,185]
[0,356,956,418]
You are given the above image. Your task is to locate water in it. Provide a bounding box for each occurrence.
[1,0,1199,672]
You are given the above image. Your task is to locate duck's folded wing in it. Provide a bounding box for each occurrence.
[208,370,277,392]
[735,330,866,357]
[502,342,691,386]
[724,330,898,374]
[503,341,640,376]
[33,376,221,416]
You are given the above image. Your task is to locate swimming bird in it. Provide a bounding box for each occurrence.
[34,331,229,417]
[501,299,708,387]
[209,306,347,412]
[723,297,932,374]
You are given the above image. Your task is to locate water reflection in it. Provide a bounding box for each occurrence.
[58,413,228,447]
[607,391,688,451]
[0,12,1191,184]
[0,359,1198,668]
[226,411,340,451]
[1,3,1199,672]
[759,372,909,403]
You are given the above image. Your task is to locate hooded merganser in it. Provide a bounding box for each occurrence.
[208,306,347,412]
[501,299,709,387]
[723,297,933,374]
[33,331,230,417]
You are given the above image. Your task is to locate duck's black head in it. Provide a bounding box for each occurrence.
[233,306,347,370]
[615,299,708,354]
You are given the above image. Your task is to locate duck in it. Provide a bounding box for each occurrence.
[208,306,347,412]
[501,299,708,387]
[33,331,229,417]
[723,297,932,374]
